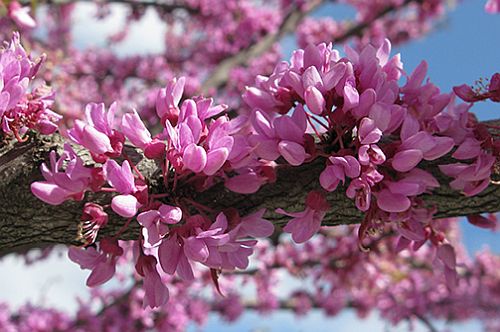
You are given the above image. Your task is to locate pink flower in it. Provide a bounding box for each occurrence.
[105,160,142,217]
[319,155,360,191]
[453,73,500,102]
[8,1,36,29]
[165,99,232,175]
[79,203,108,244]
[453,84,479,102]
[68,102,124,160]
[437,243,458,289]
[68,238,122,287]
[236,209,274,238]
[156,77,185,124]
[346,178,372,212]
[439,153,495,196]
[31,144,92,205]
[0,33,59,138]
[137,204,182,248]
[358,144,385,165]
[485,0,500,13]
[202,213,262,270]
[392,131,454,172]
[183,213,230,265]
[376,169,439,213]
[249,106,307,166]
[135,254,169,308]
[121,109,152,149]
[358,117,382,145]
[158,233,194,281]
[277,191,329,243]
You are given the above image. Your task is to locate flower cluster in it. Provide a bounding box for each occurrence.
[0,33,60,142]
[240,40,498,283]
[29,34,498,305]
[31,73,274,308]
[2,219,500,332]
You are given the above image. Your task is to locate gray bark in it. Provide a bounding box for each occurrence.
[0,120,499,255]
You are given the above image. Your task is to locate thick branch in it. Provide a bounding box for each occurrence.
[0,120,499,254]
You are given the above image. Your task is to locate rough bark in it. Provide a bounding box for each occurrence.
[0,120,499,255]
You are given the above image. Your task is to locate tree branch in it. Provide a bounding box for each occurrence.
[414,313,439,332]
[200,0,325,93]
[333,0,422,44]
[0,120,499,255]
[24,0,198,13]
[200,0,422,92]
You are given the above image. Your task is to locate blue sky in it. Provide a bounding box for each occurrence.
[0,1,498,331]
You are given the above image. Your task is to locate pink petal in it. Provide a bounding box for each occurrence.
[467,214,497,229]
[143,268,169,308]
[225,173,263,194]
[392,149,423,172]
[304,86,325,115]
[176,252,194,280]
[204,148,229,176]
[158,204,182,224]
[437,244,456,269]
[352,88,376,119]
[303,44,323,70]
[121,110,151,148]
[343,83,359,111]
[243,87,275,110]
[359,118,381,145]
[278,140,306,166]
[137,210,160,228]
[68,246,101,269]
[86,260,115,287]
[283,209,320,243]
[400,116,420,141]
[423,137,454,160]
[252,109,275,138]
[142,223,162,248]
[105,160,135,194]
[302,66,323,90]
[111,194,139,217]
[159,235,181,275]
[183,143,207,173]
[322,62,346,90]
[452,138,481,160]
[376,189,411,213]
[319,166,342,192]
[344,156,361,178]
[82,126,113,154]
[31,182,70,205]
[184,237,209,262]
[241,209,274,237]
[453,84,477,102]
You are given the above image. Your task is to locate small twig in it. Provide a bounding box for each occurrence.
[414,313,439,332]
